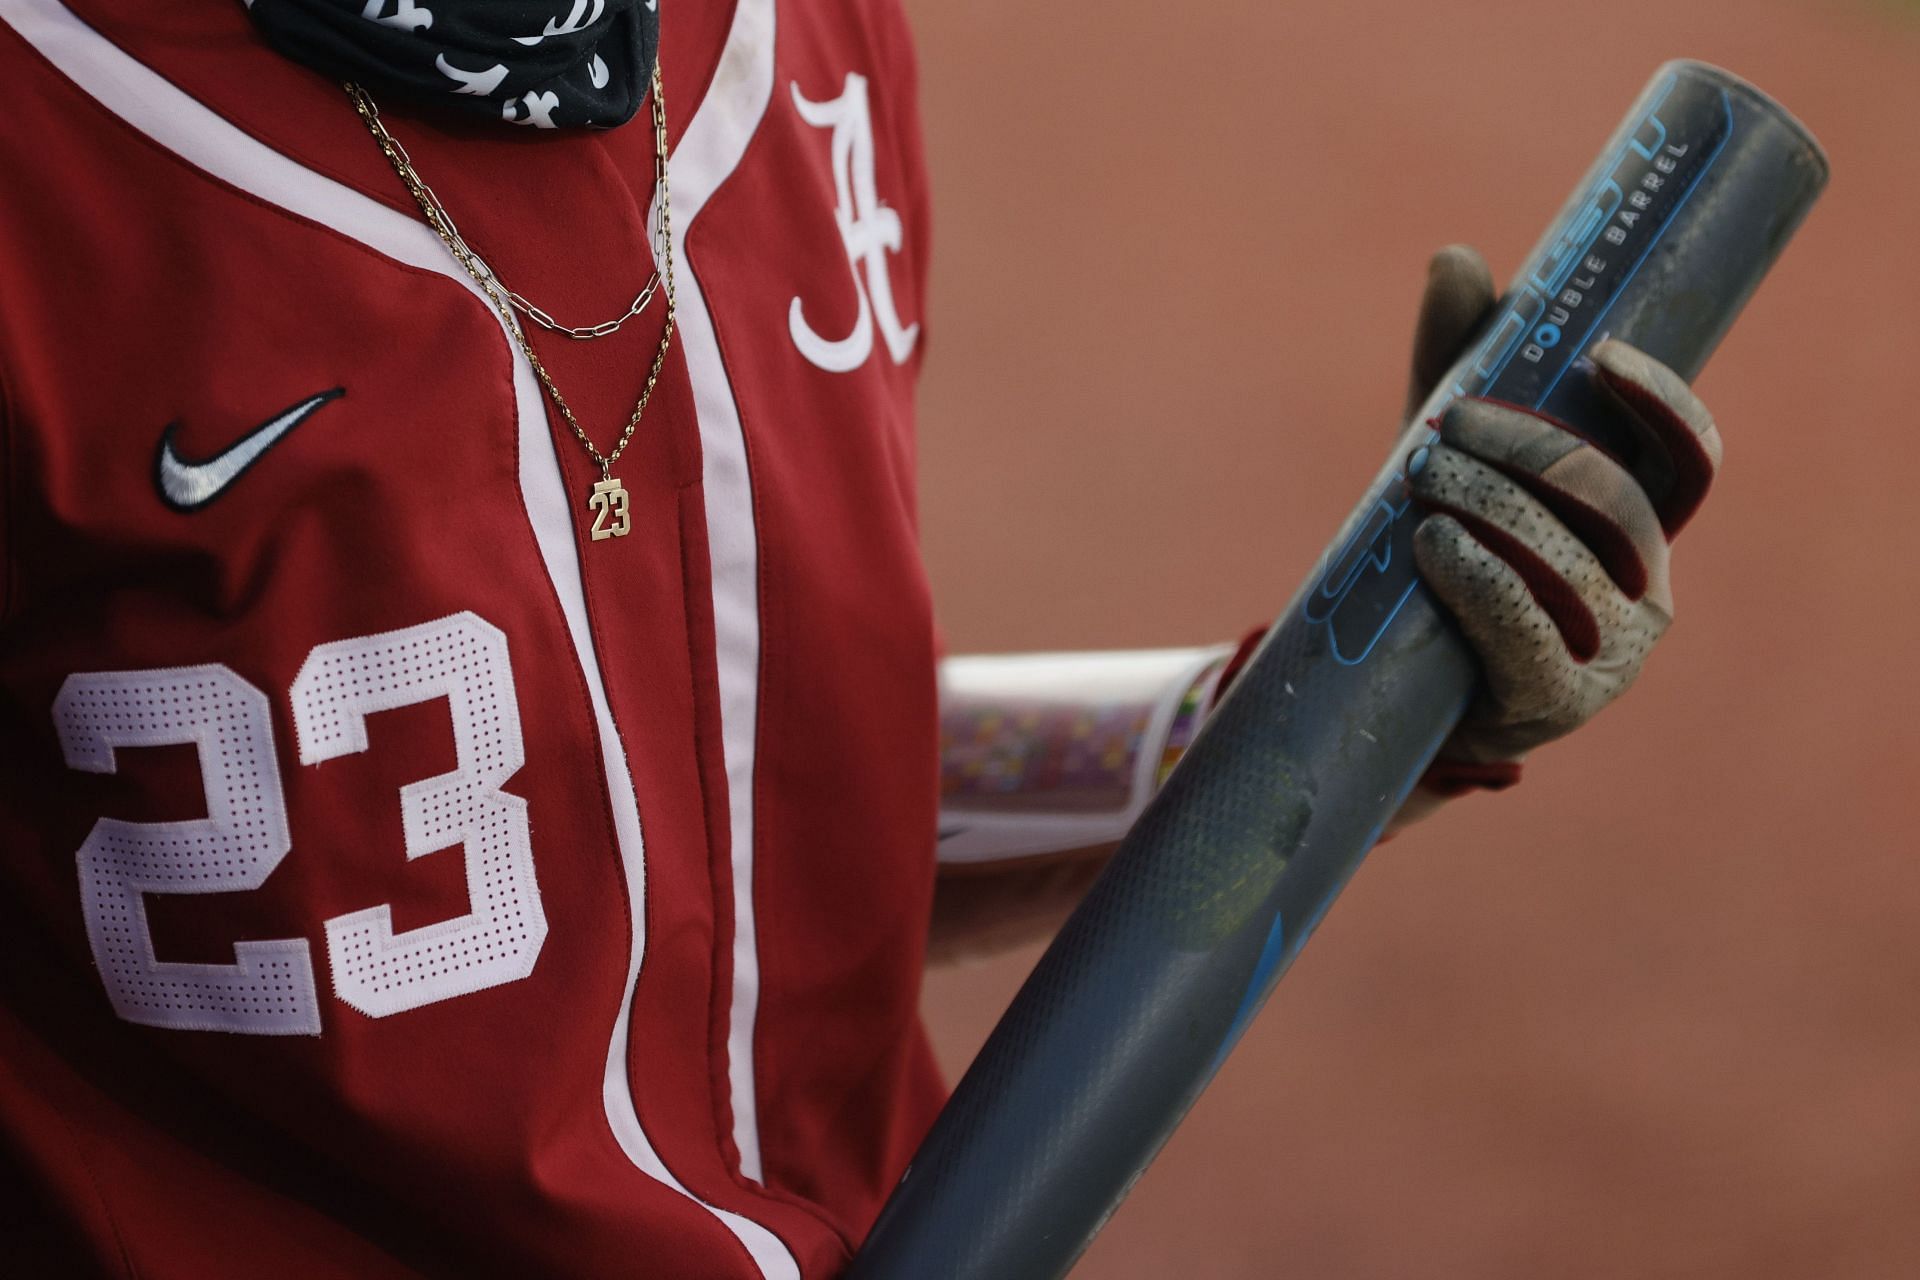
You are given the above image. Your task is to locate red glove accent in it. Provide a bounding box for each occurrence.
[1214,625,1268,701]
[1419,758,1523,797]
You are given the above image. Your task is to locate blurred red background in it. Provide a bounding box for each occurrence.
[903,0,1920,1275]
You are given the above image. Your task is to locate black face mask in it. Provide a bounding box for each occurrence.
[243,0,662,130]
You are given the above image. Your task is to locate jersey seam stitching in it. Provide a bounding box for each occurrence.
[681,485,750,1190]
[41,1085,141,1280]
[0,334,17,627]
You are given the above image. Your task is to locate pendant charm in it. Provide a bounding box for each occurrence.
[588,476,632,541]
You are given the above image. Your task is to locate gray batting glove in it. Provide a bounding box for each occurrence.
[1397,245,1724,800]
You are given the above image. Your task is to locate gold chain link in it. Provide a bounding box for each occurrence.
[346,65,677,483]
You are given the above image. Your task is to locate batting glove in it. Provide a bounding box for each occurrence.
[1398,245,1724,799]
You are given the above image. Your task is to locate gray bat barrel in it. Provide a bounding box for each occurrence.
[850,61,1826,1280]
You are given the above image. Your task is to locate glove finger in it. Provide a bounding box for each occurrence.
[1438,396,1674,615]
[1412,512,1582,735]
[1588,339,1723,536]
[1409,443,1640,665]
[1417,513,1666,765]
[1405,244,1498,423]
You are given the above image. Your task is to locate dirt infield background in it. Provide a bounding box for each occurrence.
[902,0,1920,1275]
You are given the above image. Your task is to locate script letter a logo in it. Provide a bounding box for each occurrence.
[789,74,920,373]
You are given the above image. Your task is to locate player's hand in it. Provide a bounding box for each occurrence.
[1399,245,1724,790]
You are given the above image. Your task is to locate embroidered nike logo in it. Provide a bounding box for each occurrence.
[153,389,344,512]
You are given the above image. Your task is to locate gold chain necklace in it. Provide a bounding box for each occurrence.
[345,65,677,543]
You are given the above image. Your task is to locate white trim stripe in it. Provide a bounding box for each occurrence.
[660,0,776,1185]
[0,2,797,1274]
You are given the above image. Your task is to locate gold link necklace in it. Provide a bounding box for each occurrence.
[345,65,677,543]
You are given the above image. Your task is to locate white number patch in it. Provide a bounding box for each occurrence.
[292,613,546,1018]
[54,666,321,1035]
[56,612,546,1034]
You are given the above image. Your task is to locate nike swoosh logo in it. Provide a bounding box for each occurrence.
[153,389,344,512]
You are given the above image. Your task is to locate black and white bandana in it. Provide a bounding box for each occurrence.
[243,0,661,129]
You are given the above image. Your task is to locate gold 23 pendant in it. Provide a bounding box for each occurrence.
[588,477,632,541]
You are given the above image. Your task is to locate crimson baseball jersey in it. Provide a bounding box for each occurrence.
[0,1,943,1275]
